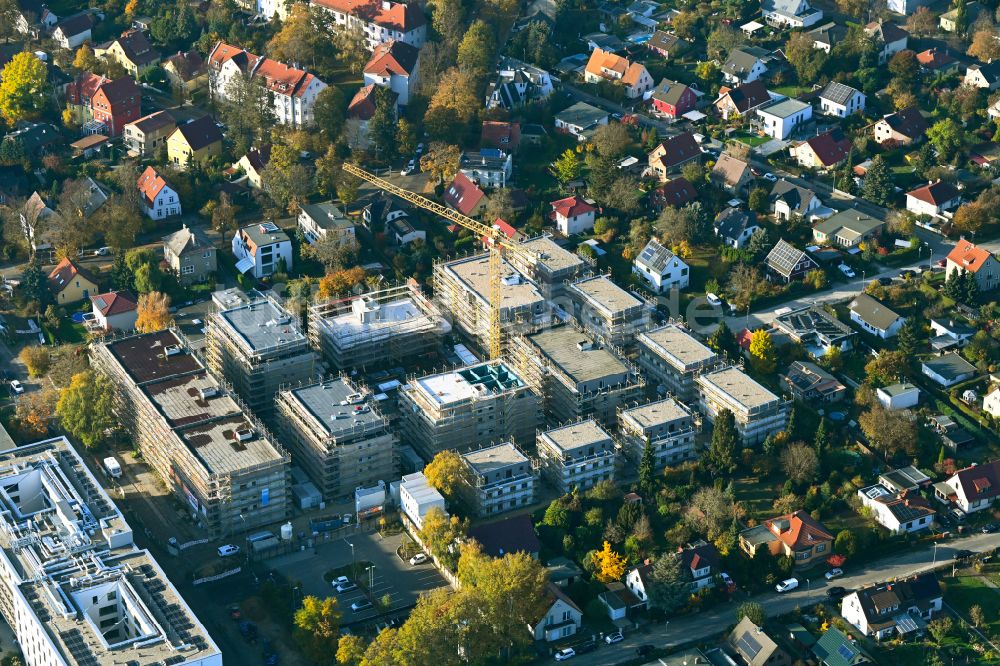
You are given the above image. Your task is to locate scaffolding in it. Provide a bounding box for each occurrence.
[308,282,450,370]
[460,441,539,516]
[567,274,655,349]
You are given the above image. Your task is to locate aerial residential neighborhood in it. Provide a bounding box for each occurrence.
[0,0,1000,664]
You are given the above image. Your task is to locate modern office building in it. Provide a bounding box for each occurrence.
[204,292,315,414]
[275,377,396,501]
[696,366,790,445]
[618,397,700,469]
[637,324,721,401]
[91,329,291,536]
[460,442,536,516]
[0,436,222,666]
[567,275,653,349]
[536,419,617,492]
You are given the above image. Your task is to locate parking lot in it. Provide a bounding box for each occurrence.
[267,531,448,625]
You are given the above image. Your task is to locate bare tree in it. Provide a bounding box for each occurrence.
[780,443,819,485]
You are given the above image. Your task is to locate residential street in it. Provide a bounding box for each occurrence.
[559,533,1000,665]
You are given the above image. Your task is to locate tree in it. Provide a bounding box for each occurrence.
[592,122,632,159]
[749,329,777,374]
[549,149,582,185]
[638,440,655,495]
[969,604,985,628]
[211,191,237,239]
[424,68,481,138]
[592,541,627,582]
[858,405,917,458]
[814,417,830,454]
[785,32,827,83]
[927,617,952,645]
[888,50,920,86]
[305,236,360,273]
[707,409,739,476]
[135,292,174,333]
[367,86,397,157]
[420,143,461,184]
[864,350,908,386]
[73,44,98,72]
[647,554,689,611]
[927,118,965,163]
[695,60,719,82]
[418,507,467,568]
[804,269,827,290]
[428,0,466,51]
[726,264,767,311]
[861,155,893,206]
[781,443,819,485]
[313,86,347,142]
[316,267,367,299]
[906,6,938,35]
[15,388,58,438]
[707,321,740,359]
[56,370,116,448]
[294,595,342,665]
[0,0,17,44]
[483,187,515,224]
[423,450,466,501]
[735,601,766,627]
[834,529,857,557]
[0,52,47,124]
[656,202,705,246]
[706,23,745,60]
[396,118,417,158]
[748,188,768,213]
[221,73,275,156]
[896,317,922,357]
[19,346,50,378]
[457,20,496,80]
[336,634,366,666]
[968,28,1000,61]
[19,258,48,308]
[686,486,738,540]
[331,23,368,74]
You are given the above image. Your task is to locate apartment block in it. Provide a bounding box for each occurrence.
[696,366,790,445]
[510,326,644,428]
[309,282,450,370]
[537,419,617,492]
[507,234,588,301]
[204,293,315,414]
[0,436,221,666]
[433,253,550,352]
[567,275,653,349]
[398,361,542,460]
[461,442,536,516]
[275,377,396,501]
[619,397,700,469]
[637,324,721,401]
[91,329,291,536]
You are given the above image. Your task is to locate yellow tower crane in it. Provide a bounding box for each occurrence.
[342,163,538,361]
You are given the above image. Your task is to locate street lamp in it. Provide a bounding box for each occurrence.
[933,542,940,565]
[348,541,356,581]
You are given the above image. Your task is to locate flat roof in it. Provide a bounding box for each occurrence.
[217,296,307,353]
[519,235,585,273]
[570,275,643,315]
[415,362,526,406]
[442,254,544,310]
[760,98,811,118]
[640,324,718,370]
[144,371,236,428]
[462,442,528,475]
[540,419,612,453]
[698,366,780,411]
[106,329,200,384]
[622,397,692,429]
[287,378,384,439]
[326,296,446,344]
[527,327,630,384]
[177,413,285,475]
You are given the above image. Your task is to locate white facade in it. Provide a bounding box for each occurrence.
[850,309,904,339]
[143,183,181,220]
[632,240,691,293]
[555,208,595,236]
[258,0,291,19]
[841,586,942,640]
[309,0,427,51]
[272,76,327,127]
[858,484,934,534]
[984,387,1000,418]
[757,101,812,139]
[459,152,512,189]
[363,66,417,107]
[536,421,617,493]
[399,472,446,530]
[530,594,582,641]
[820,90,865,117]
[53,23,90,49]
[231,225,294,278]
[876,383,920,410]
[906,192,961,218]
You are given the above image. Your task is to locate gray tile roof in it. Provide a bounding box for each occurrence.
[849,293,903,332]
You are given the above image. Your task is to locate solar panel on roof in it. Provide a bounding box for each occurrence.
[837,643,856,660]
[738,633,763,658]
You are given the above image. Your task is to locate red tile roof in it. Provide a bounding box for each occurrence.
[311,0,425,31]
[764,510,833,552]
[801,129,852,167]
[946,239,995,274]
[907,180,960,206]
[444,172,486,216]
[952,460,1000,502]
[651,131,700,171]
[91,290,138,316]
[550,195,597,219]
[363,39,419,77]
[348,83,396,121]
[47,257,99,294]
[916,48,955,70]
[137,166,170,207]
[254,58,317,98]
[207,41,260,72]
[480,121,520,150]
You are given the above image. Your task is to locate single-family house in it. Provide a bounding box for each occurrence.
[52,12,93,49]
[765,239,818,283]
[808,22,846,53]
[162,225,216,285]
[485,58,554,110]
[941,1,985,31]
[647,30,686,59]
[841,574,942,640]
[729,617,792,666]
[481,121,520,152]
[123,110,176,157]
[945,239,1000,292]
[47,257,99,304]
[812,627,873,666]
[529,583,583,642]
[231,144,271,190]
[906,180,961,218]
[813,208,883,248]
[459,149,513,188]
[551,195,598,235]
[298,202,354,246]
[650,178,697,210]
[762,0,822,28]
[15,0,58,37]
[877,382,920,410]
[858,483,935,534]
[167,116,223,167]
[757,98,812,140]
[773,306,855,355]
[873,107,927,146]
[90,290,139,331]
[710,154,753,194]
[347,84,398,143]
[2,122,61,158]
[964,61,1000,90]
[715,80,772,120]
[163,50,207,93]
[95,29,160,77]
[584,48,653,98]
[770,179,821,221]
[363,39,419,106]
[935,460,1000,514]
[791,128,852,168]
[232,221,293,278]
[386,216,424,246]
[929,318,976,351]
[714,207,760,249]
[849,294,904,339]
[818,81,865,117]
[647,132,701,181]
[722,46,771,85]
[984,387,1000,418]
[921,352,977,387]
[444,173,488,217]
[137,166,181,220]
[916,48,959,74]
[554,102,608,141]
[864,21,908,64]
[633,238,690,292]
[650,79,698,119]
[72,76,140,137]
[779,360,846,402]
[738,510,833,569]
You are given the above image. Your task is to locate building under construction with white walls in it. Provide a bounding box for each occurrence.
[567,274,654,350]
[432,253,550,353]
[308,281,451,370]
[506,234,588,301]
[275,377,396,501]
[204,291,315,414]
[91,329,291,537]
[398,361,542,461]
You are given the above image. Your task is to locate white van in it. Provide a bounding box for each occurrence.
[103,457,122,478]
[706,293,722,307]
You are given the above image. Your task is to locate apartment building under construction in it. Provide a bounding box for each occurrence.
[432,253,550,352]
[398,361,542,461]
[536,419,617,492]
[275,377,396,501]
[696,366,790,445]
[510,326,645,428]
[204,293,315,414]
[309,282,450,370]
[637,324,721,401]
[619,398,700,470]
[91,329,291,537]
[507,234,588,301]
[567,275,653,349]
[460,442,537,516]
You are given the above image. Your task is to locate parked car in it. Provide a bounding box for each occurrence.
[825,568,844,580]
[955,549,975,560]
[636,645,655,657]
[575,641,597,654]
[94,246,111,256]
[776,578,799,593]
[899,269,915,279]
[217,544,240,557]
[763,172,777,182]
[401,160,416,176]
[229,605,242,620]
[706,293,722,307]
[554,647,576,661]
[838,264,856,278]
[409,553,428,565]
[605,631,624,644]
[982,523,997,534]
[720,572,736,593]
[950,508,966,523]
[877,276,894,286]
[351,600,373,612]
[336,581,357,593]
[238,620,258,641]
[826,586,847,599]
[9,380,24,395]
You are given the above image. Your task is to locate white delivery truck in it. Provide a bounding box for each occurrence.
[103,457,122,478]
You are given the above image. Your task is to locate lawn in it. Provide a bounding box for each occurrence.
[733,475,781,517]
[943,574,1000,640]
[772,85,810,98]
[732,134,770,147]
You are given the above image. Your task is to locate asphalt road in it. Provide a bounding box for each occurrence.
[558,532,1000,665]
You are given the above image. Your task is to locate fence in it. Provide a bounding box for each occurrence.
[193,567,242,585]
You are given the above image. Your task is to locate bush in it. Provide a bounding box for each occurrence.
[19,346,51,377]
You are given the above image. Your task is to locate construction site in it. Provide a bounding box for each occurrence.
[204,292,315,414]
[536,419,617,493]
[397,361,542,461]
[90,329,291,537]
[308,282,451,370]
[509,325,646,428]
[618,397,700,471]
[506,234,589,301]
[274,377,397,501]
[459,442,537,517]
[567,274,654,349]
[637,323,722,401]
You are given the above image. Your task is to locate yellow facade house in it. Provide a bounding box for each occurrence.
[48,257,100,304]
[167,116,223,167]
[94,29,160,77]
